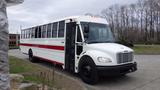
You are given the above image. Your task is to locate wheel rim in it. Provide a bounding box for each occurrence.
[82,65,92,78]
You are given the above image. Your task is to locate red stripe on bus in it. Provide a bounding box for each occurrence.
[34,56,64,65]
[19,43,64,51]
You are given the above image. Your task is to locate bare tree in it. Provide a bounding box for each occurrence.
[101,0,160,44]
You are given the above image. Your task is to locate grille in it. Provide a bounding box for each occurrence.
[117,52,133,64]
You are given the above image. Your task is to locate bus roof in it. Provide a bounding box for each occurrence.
[22,15,108,30]
[63,15,108,24]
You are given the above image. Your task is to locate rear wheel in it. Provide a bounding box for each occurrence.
[79,56,99,85]
[28,49,37,63]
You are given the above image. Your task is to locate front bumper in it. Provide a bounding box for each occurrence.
[96,62,137,76]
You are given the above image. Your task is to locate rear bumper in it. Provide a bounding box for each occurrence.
[97,62,137,76]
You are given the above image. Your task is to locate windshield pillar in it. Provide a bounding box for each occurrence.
[78,24,85,43]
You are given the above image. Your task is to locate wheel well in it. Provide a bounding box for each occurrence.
[78,55,95,72]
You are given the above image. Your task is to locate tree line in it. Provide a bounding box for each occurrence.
[101,0,160,44]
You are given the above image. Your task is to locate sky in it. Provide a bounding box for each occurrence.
[7,0,137,34]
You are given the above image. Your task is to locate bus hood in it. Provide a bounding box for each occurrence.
[86,43,133,53]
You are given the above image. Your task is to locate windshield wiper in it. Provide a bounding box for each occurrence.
[88,41,101,44]
[102,41,114,43]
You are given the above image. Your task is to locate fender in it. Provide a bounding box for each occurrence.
[75,50,115,73]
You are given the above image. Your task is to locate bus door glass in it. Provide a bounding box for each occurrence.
[76,25,83,56]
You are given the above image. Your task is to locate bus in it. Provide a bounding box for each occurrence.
[20,16,137,84]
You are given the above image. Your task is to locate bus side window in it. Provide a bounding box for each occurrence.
[58,21,65,38]
[52,22,58,38]
[21,30,24,39]
[77,26,82,42]
[20,31,21,39]
[28,29,30,38]
[24,30,25,39]
[31,28,35,38]
[22,30,24,39]
[29,28,32,38]
[26,30,28,39]
[42,25,47,38]
[24,30,26,39]
[28,29,30,39]
[38,27,42,38]
[35,27,38,38]
[47,24,52,38]
[27,29,30,39]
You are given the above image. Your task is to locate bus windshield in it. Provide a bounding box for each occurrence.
[81,22,115,44]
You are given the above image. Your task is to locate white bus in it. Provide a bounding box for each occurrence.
[20,16,137,84]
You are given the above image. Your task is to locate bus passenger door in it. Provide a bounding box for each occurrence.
[65,22,76,72]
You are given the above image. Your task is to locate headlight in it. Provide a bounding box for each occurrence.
[97,57,112,63]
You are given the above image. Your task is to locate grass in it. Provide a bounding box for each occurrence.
[132,45,160,55]
[9,56,85,90]
[9,56,55,85]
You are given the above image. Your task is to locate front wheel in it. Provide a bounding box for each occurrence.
[79,56,99,85]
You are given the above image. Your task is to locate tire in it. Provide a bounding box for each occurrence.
[79,56,99,85]
[120,73,127,77]
[28,49,37,63]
